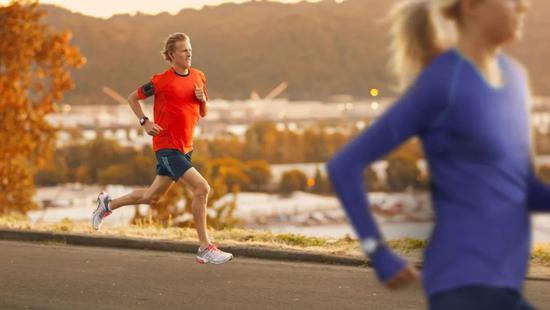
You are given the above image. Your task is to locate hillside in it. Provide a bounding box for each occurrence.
[38,0,550,103]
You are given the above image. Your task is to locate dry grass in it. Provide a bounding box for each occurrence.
[1,214,548,266]
[532,244,550,267]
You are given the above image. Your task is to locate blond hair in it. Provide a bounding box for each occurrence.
[389,0,463,90]
[161,32,190,62]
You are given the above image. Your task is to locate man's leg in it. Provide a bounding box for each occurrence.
[179,168,211,248]
[110,175,173,210]
[180,167,233,264]
[91,175,173,230]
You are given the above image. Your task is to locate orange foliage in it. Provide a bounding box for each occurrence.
[0,1,85,213]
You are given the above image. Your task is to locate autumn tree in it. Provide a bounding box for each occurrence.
[311,167,333,194]
[385,139,425,192]
[243,160,272,191]
[537,165,550,184]
[279,169,308,194]
[0,1,85,213]
[364,166,385,192]
[534,130,550,155]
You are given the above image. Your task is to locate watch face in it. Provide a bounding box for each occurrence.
[362,238,378,254]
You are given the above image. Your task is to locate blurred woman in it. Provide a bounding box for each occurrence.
[328,0,545,308]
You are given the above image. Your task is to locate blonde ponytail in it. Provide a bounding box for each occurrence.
[389,0,461,90]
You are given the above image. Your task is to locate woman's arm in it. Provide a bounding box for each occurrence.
[327,61,454,285]
[527,170,550,212]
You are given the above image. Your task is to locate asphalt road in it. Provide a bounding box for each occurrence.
[0,240,548,310]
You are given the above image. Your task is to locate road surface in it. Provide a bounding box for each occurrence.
[0,240,548,310]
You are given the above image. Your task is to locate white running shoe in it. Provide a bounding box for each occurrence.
[196,244,233,264]
[91,191,112,230]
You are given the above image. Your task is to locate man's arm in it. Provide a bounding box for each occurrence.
[127,90,163,136]
[199,100,207,118]
[127,91,146,119]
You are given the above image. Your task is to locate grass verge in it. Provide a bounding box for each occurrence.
[1,214,549,267]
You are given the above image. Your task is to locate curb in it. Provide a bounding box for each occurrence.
[0,228,370,267]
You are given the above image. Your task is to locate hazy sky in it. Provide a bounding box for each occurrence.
[1,0,333,18]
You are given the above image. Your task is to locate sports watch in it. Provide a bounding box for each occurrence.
[362,238,385,255]
[139,116,149,126]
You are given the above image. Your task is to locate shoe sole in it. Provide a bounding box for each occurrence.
[196,255,233,265]
[91,197,103,231]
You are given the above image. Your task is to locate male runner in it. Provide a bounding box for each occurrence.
[91,32,233,265]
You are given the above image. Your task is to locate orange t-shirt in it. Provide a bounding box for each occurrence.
[137,67,208,154]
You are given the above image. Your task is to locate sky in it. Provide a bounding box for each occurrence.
[1,0,334,18]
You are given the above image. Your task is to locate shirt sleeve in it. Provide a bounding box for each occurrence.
[527,170,550,212]
[327,62,454,281]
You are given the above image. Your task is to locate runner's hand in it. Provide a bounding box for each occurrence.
[194,84,206,103]
[142,120,163,136]
[384,263,419,289]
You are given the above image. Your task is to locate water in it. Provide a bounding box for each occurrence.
[264,222,433,241]
[262,216,550,244]
[29,186,550,243]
